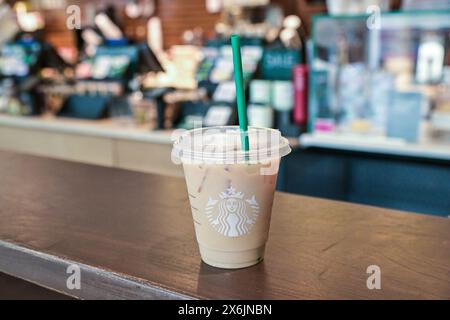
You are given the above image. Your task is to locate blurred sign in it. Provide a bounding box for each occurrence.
[387,92,423,143]
[261,49,301,81]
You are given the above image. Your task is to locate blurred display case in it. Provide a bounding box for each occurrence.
[308,10,450,143]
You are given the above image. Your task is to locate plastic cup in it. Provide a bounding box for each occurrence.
[172,126,291,269]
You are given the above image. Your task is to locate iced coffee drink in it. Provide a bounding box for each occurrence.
[172,126,291,269]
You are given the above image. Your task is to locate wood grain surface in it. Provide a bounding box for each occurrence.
[0,151,449,299]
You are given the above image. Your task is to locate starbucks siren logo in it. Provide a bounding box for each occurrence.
[205,186,260,237]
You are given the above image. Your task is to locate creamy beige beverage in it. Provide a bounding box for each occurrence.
[183,161,279,268]
[172,126,290,269]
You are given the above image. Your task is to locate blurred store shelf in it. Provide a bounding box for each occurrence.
[0,114,173,144]
[300,124,450,161]
[0,114,300,177]
[0,114,181,177]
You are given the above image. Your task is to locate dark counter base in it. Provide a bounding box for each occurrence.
[0,272,73,300]
[280,147,450,217]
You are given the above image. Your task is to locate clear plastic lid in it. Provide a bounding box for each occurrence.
[172,126,291,164]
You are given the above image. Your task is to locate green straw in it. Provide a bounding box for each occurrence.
[231,34,250,153]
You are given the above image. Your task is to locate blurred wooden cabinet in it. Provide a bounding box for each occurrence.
[115,139,183,177]
[0,124,183,177]
[0,125,113,166]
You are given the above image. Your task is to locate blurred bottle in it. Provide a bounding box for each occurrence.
[293,65,308,126]
[248,80,273,128]
[272,80,294,133]
[280,15,303,50]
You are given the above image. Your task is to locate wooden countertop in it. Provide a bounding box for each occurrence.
[0,114,300,148]
[0,151,449,299]
[0,114,173,144]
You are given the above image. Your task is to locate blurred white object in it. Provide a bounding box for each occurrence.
[18,12,45,32]
[82,28,102,46]
[147,17,163,54]
[213,81,236,102]
[0,3,19,46]
[206,0,222,13]
[14,2,45,32]
[126,0,155,18]
[327,0,390,15]
[82,28,102,57]
[280,15,302,49]
[144,45,202,90]
[248,104,274,128]
[416,34,445,84]
[250,80,271,105]
[283,15,301,30]
[125,1,141,19]
[280,28,301,49]
[95,12,123,40]
[37,0,67,10]
[272,81,294,112]
[204,105,232,126]
[222,0,269,8]
[431,112,450,131]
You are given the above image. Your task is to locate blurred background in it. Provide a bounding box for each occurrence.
[0,0,449,217]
